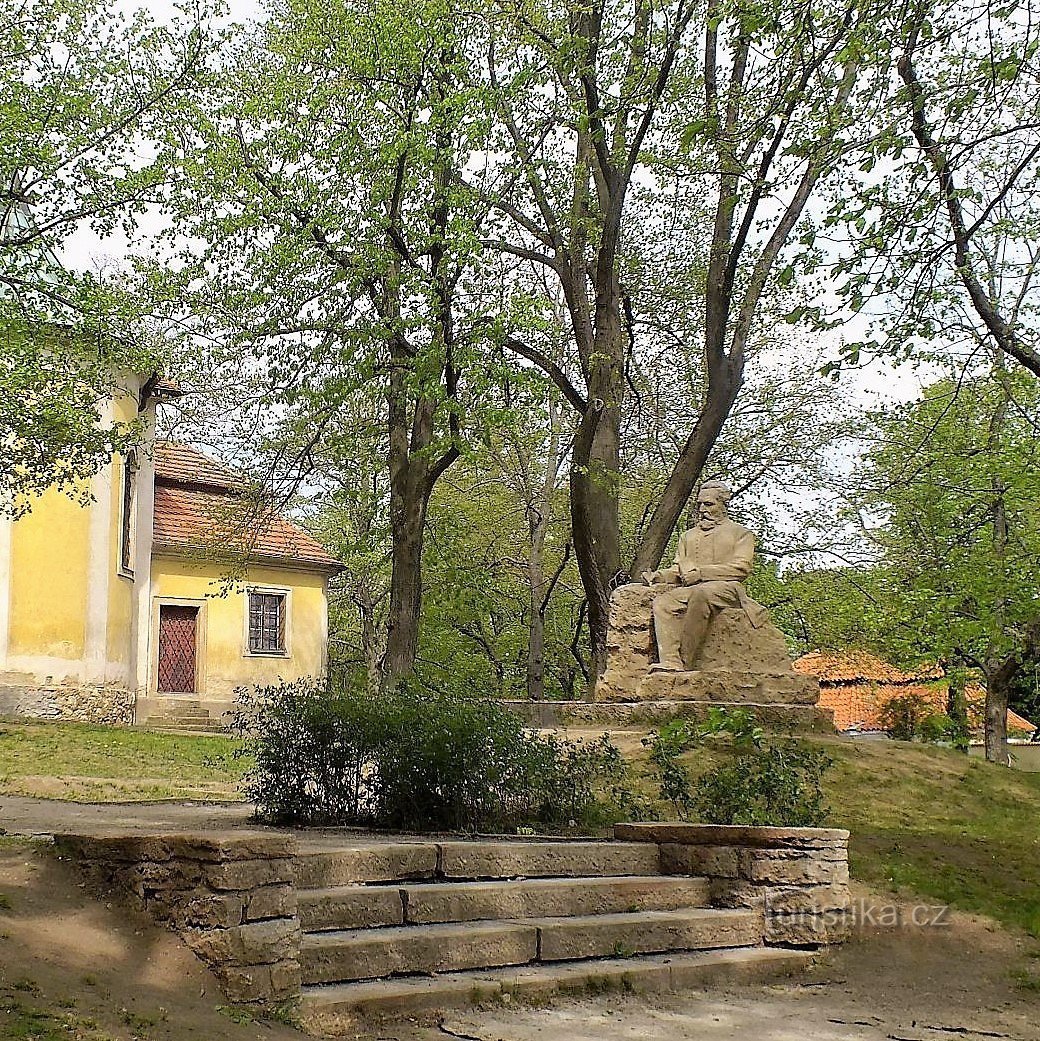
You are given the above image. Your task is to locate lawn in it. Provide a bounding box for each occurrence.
[0,722,248,802]
[817,735,1040,939]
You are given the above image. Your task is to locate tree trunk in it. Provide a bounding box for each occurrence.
[381,478,428,687]
[358,585,385,695]
[984,665,1010,766]
[526,504,549,701]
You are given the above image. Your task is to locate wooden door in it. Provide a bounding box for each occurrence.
[157,605,198,693]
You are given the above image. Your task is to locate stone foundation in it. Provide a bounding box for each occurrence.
[615,823,852,946]
[54,833,302,1004]
[0,683,136,727]
[502,698,835,732]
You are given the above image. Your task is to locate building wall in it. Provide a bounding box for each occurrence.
[0,376,150,702]
[148,555,329,703]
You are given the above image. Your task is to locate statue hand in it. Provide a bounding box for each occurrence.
[681,566,702,585]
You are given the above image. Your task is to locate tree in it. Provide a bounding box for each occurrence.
[861,372,1040,764]
[477,0,894,677]
[150,0,517,685]
[0,0,215,509]
[827,0,1040,380]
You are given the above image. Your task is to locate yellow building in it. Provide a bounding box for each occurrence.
[0,376,342,730]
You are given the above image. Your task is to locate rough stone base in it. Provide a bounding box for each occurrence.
[595,584,821,716]
[502,699,835,733]
[0,683,136,727]
[615,823,852,947]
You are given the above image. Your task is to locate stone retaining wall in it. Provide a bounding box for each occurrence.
[54,833,301,1004]
[615,822,852,946]
[0,684,136,727]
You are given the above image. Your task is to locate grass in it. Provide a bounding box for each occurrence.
[816,735,1040,939]
[0,722,249,802]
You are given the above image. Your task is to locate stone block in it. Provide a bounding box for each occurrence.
[178,892,245,929]
[534,908,763,962]
[166,833,297,863]
[298,885,405,931]
[765,910,853,946]
[739,849,849,886]
[403,875,711,924]
[189,918,300,967]
[301,921,538,984]
[660,843,740,878]
[709,880,851,913]
[438,840,660,879]
[219,959,301,1003]
[294,844,438,887]
[614,823,850,849]
[244,884,296,922]
[205,857,294,891]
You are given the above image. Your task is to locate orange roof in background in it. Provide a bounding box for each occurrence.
[151,442,343,573]
[794,650,943,685]
[154,440,240,489]
[816,682,946,731]
[796,653,1038,735]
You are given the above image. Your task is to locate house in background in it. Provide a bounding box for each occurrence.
[794,650,1037,739]
[0,376,342,731]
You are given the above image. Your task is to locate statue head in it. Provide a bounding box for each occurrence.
[695,481,731,530]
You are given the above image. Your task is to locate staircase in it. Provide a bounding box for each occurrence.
[294,837,815,1033]
[136,697,227,735]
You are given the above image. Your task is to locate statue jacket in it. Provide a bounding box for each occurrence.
[658,520,769,627]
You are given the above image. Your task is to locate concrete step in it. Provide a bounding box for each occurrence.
[299,875,712,931]
[299,908,762,985]
[295,839,660,888]
[297,946,815,1031]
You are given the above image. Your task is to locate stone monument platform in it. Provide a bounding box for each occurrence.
[597,584,820,705]
[501,585,832,732]
[497,584,832,733]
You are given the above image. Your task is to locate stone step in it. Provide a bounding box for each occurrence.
[297,946,815,1031]
[147,727,230,737]
[295,839,660,888]
[301,919,537,985]
[299,875,712,931]
[299,908,762,985]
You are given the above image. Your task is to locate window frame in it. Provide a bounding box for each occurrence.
[245,587,291,657]
[118,449,137,579]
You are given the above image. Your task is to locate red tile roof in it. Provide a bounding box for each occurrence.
[154,440,240,489]
[794,650,942,684]
[795,654,1037,736]
[151,442,342,572]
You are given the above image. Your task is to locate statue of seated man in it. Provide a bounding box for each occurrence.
[642,480,769,671]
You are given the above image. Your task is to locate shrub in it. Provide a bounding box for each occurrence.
[642,708,832,826]
[231,678,646,832]
[691,742,833,827]
[878,693,935,741]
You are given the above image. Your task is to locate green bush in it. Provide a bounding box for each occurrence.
[231,678,646,832]
[692,742,833,827]
[643,709,832,826]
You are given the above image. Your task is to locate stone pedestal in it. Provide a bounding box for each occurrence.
[595,583,821,715]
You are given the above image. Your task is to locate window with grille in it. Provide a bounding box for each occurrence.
[248,591,286,654]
